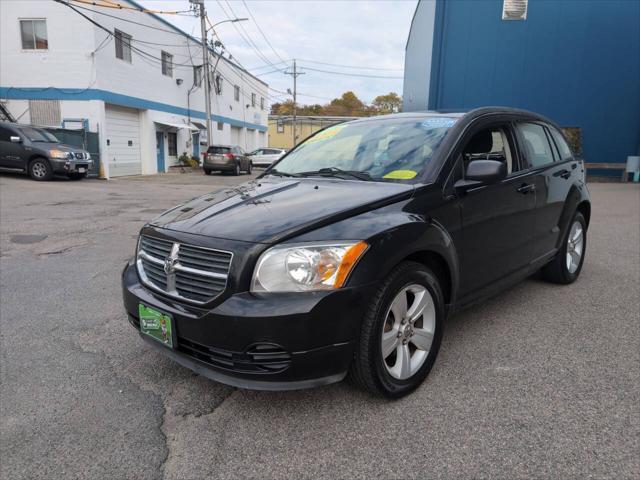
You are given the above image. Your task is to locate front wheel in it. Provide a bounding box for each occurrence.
[29,158,53,181]
[541,211,587,284]
[349,261,444,398]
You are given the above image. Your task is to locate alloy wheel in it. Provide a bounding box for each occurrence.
[381,284,436,380]
[32,162,48,178]
[566,220,584,273]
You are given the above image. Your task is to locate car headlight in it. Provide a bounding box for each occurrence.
[86,152,91,160]
[49,149,69,159]
[251,241,368,292]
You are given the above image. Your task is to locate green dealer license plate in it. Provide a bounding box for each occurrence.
[139,304,173,348]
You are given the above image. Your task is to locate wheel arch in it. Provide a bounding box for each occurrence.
[402,250,453,308]
[576,200,591,228]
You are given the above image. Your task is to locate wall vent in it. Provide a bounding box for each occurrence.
[29,99,61,126]
[502,0,528,20]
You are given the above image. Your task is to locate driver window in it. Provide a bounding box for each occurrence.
[462,126,513,176]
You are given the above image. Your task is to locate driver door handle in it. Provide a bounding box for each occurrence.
[517,183,535,194]
[554,169,571,179]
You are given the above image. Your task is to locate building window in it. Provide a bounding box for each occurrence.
[217,122,224,131]
[20,19,48,50]
[260,97,265,111]
[193,66,202,87]
[251,93,256,108]
[502,0,528,20]
[277,119,284,133]
[234,85,240,102]
[167,132,177,156]
[115,29,132,62]
[161,51,173,77]
[215,74,223,95]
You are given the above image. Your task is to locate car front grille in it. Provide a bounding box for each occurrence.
[136,235,232,304]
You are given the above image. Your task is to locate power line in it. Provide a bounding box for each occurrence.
[296,58,403,72]
[299,65,403,80]
[241,0,288,64]
[69,0,193,16]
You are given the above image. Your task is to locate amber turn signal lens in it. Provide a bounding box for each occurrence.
[333,241,369,288]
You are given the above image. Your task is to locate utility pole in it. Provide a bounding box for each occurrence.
[192,0,212,147]
[284,59,305,147]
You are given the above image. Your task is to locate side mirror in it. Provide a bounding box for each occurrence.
[455,159,507,190]
[10,136,22,144]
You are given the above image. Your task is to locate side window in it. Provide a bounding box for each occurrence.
[517,123,555,167]
[461,126,515,175]
[548,127,574,161]
[0,126,13,142]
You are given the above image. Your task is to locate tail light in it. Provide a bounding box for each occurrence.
[224,153,234,160]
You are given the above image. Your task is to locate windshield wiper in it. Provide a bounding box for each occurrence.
[294,167,373,181]
[266,168,296,177]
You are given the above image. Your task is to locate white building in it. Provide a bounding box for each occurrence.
[0,0,269,178]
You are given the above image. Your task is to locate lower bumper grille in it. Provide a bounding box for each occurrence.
[177,337,292,374]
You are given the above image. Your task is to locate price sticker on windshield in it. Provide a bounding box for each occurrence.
[304,124,346,145]
[421,117,457,129]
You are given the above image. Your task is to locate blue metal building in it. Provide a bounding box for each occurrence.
[403,0,640,168]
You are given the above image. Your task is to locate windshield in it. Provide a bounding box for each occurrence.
[271,117,456,181]
[20,126,59,143]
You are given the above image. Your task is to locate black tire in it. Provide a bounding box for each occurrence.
[541,211,587,284]
[348,261,445,398]
[29,158,53,181]
[68,173,86,180]
[246,162,252,174]
[233,163,240,176]
[204,168,212,175]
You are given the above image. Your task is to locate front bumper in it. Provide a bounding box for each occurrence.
[122,260,371,390]
[50,158,93,174]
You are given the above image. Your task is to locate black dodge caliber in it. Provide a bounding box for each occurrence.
[122,107,590,398]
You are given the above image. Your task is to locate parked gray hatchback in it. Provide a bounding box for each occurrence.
[0,122,92,181]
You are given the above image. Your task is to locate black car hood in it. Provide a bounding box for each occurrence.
[150,177,414,244]
[31,142,82,152]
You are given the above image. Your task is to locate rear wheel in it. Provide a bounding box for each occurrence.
[204,168,212,175]
[349,261,444,398]
[541,211,587,284]
[246,162,252,174]
[233,163,240,176]
[29,158,53,181]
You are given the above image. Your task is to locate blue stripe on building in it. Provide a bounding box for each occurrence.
[0,86,268,132]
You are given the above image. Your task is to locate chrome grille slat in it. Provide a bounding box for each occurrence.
[136,235,232,304]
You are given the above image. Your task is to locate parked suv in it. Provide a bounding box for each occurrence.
[203,145,252,175]
[122,108,590,398]
[0,122,93,180]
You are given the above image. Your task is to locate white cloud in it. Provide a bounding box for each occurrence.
[140,0,417,105]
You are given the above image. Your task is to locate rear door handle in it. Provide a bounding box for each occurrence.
[554,169,571,179]
[517,183,535,194]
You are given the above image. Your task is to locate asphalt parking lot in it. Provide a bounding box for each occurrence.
[1,171,638,479]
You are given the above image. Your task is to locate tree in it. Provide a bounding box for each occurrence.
[323,91,368,116]
[372,92,403,114]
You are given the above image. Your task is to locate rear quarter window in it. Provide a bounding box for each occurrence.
[549,127,574,161]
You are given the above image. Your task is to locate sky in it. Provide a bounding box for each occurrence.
[140,0,418,106]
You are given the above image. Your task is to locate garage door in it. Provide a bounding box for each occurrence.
[230,126,241,146]
[105,105,141,177]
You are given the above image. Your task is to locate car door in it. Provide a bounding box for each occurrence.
[0,125,25,169]
[453,121,537,298]
[516,122,581,261]
[252,149,265,163]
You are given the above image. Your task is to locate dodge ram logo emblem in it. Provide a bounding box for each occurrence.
[163,243,180,276]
